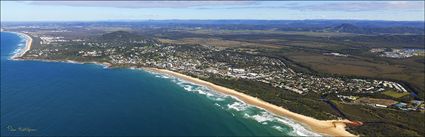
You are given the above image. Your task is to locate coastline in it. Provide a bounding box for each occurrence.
[144,68,357,137]
[9,32,33,60]
[6,32,111,68]
[5,32,356,136]
[8,56,357,136]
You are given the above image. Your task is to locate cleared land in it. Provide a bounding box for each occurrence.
[382,90,411,98]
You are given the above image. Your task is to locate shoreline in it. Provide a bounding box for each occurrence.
[5,32,356,136]
[9,55,358,136]
[144,68,357,137]
[9,32,33,60]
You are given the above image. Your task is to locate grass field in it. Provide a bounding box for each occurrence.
[382,90,411,98]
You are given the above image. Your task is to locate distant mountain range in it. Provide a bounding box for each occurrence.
[2,20,424,35]
[323,23,425,34]
[327,23,362,33]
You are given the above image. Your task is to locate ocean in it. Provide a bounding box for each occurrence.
[1,32,319,136]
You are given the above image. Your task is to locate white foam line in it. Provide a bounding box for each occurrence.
[9,32,32,60]
[141,69,321,136]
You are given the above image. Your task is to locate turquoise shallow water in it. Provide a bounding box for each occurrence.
[0,32,318,136]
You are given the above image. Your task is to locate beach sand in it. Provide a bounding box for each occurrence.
[146,68,357,137]
[11,32,33,59]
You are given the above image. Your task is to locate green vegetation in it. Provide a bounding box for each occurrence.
[204,76,424,137]
[382,90,410,98]
[203,76,340,120]
[335,102,425,137]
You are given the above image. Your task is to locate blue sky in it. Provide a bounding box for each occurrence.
[1,1,424,21]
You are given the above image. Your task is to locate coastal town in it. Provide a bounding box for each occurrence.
[20,31,412,97]
[3,20,424,137]
[2,0,425,136]
[18,30,425,113]
[370,48,425,58]
[14,30,423,115]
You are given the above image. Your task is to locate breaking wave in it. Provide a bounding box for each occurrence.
[8,33,28,59]
[145,71,321,136]
[10,43,24,56]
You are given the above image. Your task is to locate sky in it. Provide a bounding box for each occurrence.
[1,1,424,21]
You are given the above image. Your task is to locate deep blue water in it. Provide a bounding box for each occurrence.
[1,32,318,136]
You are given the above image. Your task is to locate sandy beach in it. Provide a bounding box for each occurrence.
[146,68,357,137]
[11,32,33,59]
[4,31,356,136]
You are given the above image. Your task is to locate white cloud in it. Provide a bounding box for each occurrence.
[29,1,256,9]
[199,1,424,12]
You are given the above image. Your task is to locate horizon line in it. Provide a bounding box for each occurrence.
[1,19,424,23]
